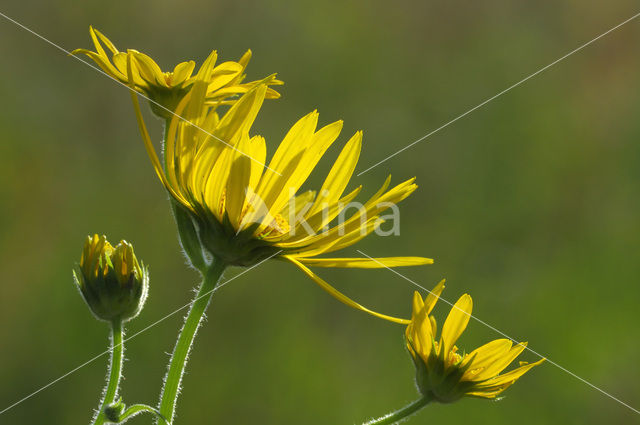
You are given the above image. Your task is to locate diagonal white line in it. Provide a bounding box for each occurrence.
[356,11,640,176]
[0,10,282,176]
[0,251,281,416]
[356,249,640,415]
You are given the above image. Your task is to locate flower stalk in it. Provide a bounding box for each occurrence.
[157,260,227,423]
[104,400,169,424]
[363,397,431,425]
[92,319,124,425]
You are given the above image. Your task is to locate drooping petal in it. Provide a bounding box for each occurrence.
[127,55,187,208]
[285,256,410,324]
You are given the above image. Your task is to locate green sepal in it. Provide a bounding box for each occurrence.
[195,208,284,267]
[171,201,207,272]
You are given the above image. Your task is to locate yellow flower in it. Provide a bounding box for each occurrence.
[72,26,282,117]
[74,235,149,323]
[406,281,544,402]
[129,76,432,324]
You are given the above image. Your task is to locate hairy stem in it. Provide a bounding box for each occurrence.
[92,320,124,425]
[363,397,431,425]
[117,404,169,424]
[157,261,226,423]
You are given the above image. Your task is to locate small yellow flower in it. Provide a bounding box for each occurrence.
[406,281,544,402]
[130,77,432,324]
[74,235,149,322]
[72,27,282,117]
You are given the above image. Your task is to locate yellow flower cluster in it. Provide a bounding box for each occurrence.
[74,28,543,409]
[75,27,433,323]
[72,27,281,118]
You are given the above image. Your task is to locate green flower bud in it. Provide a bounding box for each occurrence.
[73,235,149,322]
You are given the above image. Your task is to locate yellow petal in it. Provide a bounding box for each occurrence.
[297,257,433,268]
[203,147,234,220]
[411,290,425,318]
[171,61,196,86]
[132,51,167,87]
[91,27,119,54]
[279,190,316,222]
[195,50,218,81]
[225,135,253,229]
[473,341,528,381]
[407,291,434,361]
[440,294,473,360]
[237,49,252,69]
[285,186,362,242]
[247,135,267,195]
[284,177,416,252]
[271,119,342,214]
[208,61,244,93]
[215,83,267,145]
[285,215,380,256]
[127,56,189,209]
[252,111,319,219]
[72,49,126,84]
[472,358,545,392]
[285,256,410,324]
[421,279,445,316]
[307,131,362,217]
[461,339,513,380]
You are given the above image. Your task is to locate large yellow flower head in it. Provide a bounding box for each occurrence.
[72,27,282,118]
[130,75,432,323]
[406,281,544,402]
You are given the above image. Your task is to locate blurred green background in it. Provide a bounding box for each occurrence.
[1,1,639,424]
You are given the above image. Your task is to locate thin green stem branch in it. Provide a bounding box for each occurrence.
[92,320,124,425]
[363,397,431,425]
[118,403,169,424]
[157,261,226,423]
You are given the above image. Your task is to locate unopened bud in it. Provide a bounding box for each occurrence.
[73,235,149,322]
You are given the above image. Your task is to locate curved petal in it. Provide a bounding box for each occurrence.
[172,61,196,86]
[285,256,410,324]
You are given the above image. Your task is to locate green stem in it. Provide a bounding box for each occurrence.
[363,397,431,425]
[117,404,169,424]
[157,261,226,423]
[92,320,124,425]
